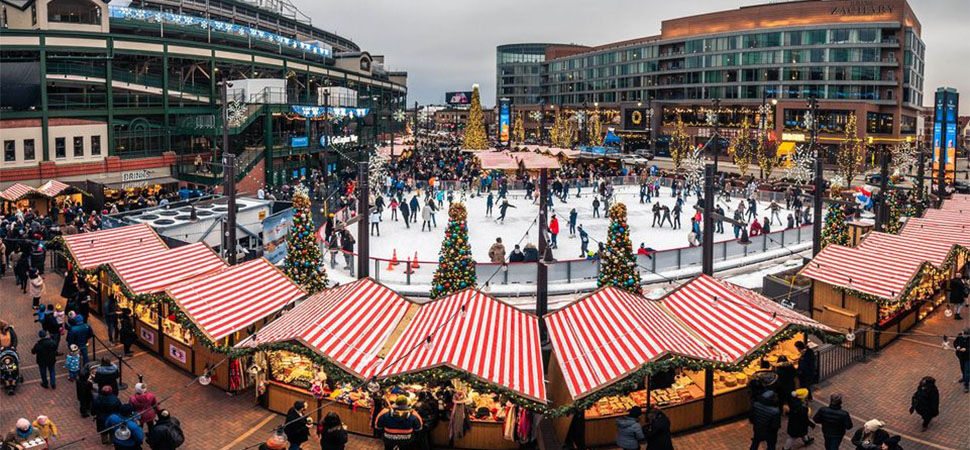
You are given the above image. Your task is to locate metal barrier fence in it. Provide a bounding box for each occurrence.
[816,330,871,381]
[326,224,812,288]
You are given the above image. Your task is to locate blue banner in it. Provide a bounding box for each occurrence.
[290,105,369,119]
[499,98,511,144]
[262,208,294,264]
[290,136,309,147]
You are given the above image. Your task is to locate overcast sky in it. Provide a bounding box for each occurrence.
[301,0,970,111]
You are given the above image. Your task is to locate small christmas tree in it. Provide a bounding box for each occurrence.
[598,203,642,295]
[885,188,905,234]
[729,118,755,177]
[821,204,849,249]
[670,118,691,170]
[283,189,327,294]
[512,112,525,144]
[430,203,477,299]
[461,85,488,150]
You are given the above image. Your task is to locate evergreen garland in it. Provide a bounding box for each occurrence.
[283,190,327,294]
[597,203,642,295]
[430,203,476,299]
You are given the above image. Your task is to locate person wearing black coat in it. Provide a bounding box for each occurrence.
[794,341,817,391]
[147,410,184,450]
[412,391,439,450]
[31,331,58,389]
[910,376,939,430]
[851,420,889,450]
[91,385,121,444]
[813,394,853,450]
[318,412,347,450]
[773,356,797,407]
[643,408,674,450]
[76,363,94,417]
[783,389,815,450]
[283,401,310,449]
[749,390,782,450]
[119,309,137,356]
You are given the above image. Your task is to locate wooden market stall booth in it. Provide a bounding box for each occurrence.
[545,276,836,447]
[0,180,89,216]
[59,224,169,315]
[801,219,968,349]
[240,282,548,450]
[236,278,416,433]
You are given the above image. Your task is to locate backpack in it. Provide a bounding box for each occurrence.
[167,418,185,447]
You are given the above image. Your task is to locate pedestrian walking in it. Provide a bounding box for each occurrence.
[812,394,853,450]
[129,382,159,430]
[28,269,44,308]
[31,330,58,389]
[949,271,967,320]
[851,419,889,450]
[749,390,782,450]
[615,406,644,450]
[909,376,939,430]
[783,389,815,450]
[318,412,348,450]
[955,327,970,393]
[283,401,310,450]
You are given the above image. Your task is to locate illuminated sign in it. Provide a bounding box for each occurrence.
[932,88,958,181]
[782,132,807,142]
[445,91,472,105]
[498,98,511,145]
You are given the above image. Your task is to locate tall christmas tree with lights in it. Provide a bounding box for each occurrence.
[598,203,642,295]
[430,203,477,299]
[461,85,488,150]
[512,113,525,144]
[283,190,327,294]
[821,204,849,249]
[885,188,905,234]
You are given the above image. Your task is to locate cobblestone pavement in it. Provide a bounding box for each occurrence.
[1,271,966,449]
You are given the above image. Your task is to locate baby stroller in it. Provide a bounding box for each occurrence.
[0,347,22,395]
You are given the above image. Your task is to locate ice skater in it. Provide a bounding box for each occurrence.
[592,197,600,218]
[652,202,661,227]
[672,203,682,229]
[568,208,578,236]
[497,199,516,223]
[421,204,432,231]
[486,192,494,217]
[769,201,782,226]
[660,205,672,228]
[369,209,380,236]
[578,225,589,258]
[549,215,560,249]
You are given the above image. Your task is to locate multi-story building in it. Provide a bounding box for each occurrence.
[0,0,406,195]
[498,0,924,155]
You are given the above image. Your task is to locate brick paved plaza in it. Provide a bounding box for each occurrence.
[1,272,966,449]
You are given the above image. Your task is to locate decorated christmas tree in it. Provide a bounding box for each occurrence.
[461,85,488,150]
[430,203,477,299]
[283,190,327,294]
[670,118,692,170]
[598,203,642,295]
[512,112,525,144]
[729,118,755,177]
[885,188,905,234]
[821,204,849,249]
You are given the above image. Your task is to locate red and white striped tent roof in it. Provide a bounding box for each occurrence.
[0,183,41,202]
[799,242,925,301]
[164,258,305,342]
[660,275,834,363]
[108,243,227,296]
[236,278,414,379]
[901,218,970,247]
[378,289,546,403]
[922,208,970,223]
[37,180,83,197]
[61,224,169,270]
[856,232,955,267]
[545,286,724,400]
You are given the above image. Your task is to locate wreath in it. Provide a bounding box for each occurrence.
[631,110,643,125]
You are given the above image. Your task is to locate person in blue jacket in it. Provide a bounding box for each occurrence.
[105,404,145,449]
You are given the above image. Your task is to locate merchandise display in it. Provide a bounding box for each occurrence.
[584,371,703,419]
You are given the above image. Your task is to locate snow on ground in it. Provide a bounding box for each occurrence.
[352,184,800,263]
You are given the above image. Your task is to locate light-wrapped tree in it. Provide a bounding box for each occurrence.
[430,203,477,299]
[597,203,642,295]
[283,189,328,294]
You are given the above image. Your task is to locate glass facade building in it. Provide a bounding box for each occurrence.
[496,43,550,106]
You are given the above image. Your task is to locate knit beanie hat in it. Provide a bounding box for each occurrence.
[36,416,48,425]
[134,383,146,395]
[16,418,30,430]
[864,419,884,432]
[793,388,809,400]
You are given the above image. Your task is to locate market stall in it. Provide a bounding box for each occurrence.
[801,231,965,349]
[0,180,89,216]
[59,224,169,315]
[105,243,227,360]
[162,257,305,390]
[545,276,835,447]
[236,278,416,432]
[378,288,547,450]
[1,183,44,214]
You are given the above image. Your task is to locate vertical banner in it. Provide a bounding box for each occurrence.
[262,208,294,264]
[933,88,959,181]
[499,98,511,146]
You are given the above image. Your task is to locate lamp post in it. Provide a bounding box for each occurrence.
[708,98,721,176]
[807,96,824,256]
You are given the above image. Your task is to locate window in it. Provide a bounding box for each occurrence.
[831,29,851,43]
[23,139,35,160]
[73,136,84,157]
[867,113,894,134]
[3,140,13,162]
[900,115,917,134]
[47,0,101,24]
[858,29,878,43]
[31,5,36,25]
[91,135,101,155]
[55,137,66,158]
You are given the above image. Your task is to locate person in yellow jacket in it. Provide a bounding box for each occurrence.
[32,415,59,443]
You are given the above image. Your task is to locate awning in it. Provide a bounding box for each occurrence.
[856,232,954,268]
[1,183,43,202]
[237,278,414,379]
[108,243,227,296]
[545,286,723,400]
[38,180,88,198]
[800,243,924,302]
[61,224,169,270]
[164,258,305,342]
[900,218,970,247]
[378,289,547,403]
[102,176,180,191]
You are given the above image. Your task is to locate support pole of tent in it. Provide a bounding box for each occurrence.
[702,164,714,276]
[223,152,237,265]
[703,368,714,425]
[875,149,889,232]
[357,160,370,279]
[536,168,550,345]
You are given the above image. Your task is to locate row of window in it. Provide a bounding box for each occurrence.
[3,136,101,162]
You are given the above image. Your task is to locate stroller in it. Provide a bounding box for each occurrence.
[1,347,22,395]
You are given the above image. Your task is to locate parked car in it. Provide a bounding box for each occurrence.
[954,180,970,194]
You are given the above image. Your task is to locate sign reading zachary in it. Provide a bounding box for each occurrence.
[831,1,893,16]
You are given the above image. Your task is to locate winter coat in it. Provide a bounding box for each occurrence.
[67,317,92,347]
[615,416,644,450]
[749,399,782,437]
[509,249,525,263]
[28,275,45,297]
[797,348,818,386]
[31,336,58,366]
[643,412,674,450]
[523,245,539,262]
[129,391,160,424]
[93,363,121,393]
[488,242,506,263]
[812,405,853,439]
[911,385,939,419]
[851,428,890,450]
[421,206,431,221]
[549,218,560,235]
[105,414,144,447]
[283,407,310,445]
[92,394,122,422]
[786,401,815,438]
[949,278,967,304]
[0,325,15,350]
[319,426,348,450]
[147,416,184,450]
[32,419,58,441]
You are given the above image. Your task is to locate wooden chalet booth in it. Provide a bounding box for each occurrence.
[237,278,417,434]
[545,277,836,447]
[159,258,305,390]
[240,281,548,450]
[801,228,967,350]
[0,180,89,216]
[59,224,169,316]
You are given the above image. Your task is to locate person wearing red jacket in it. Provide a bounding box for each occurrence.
[549,215,560,249]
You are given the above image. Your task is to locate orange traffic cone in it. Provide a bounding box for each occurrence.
[386,250,397,271]
[411,252,420,269]
[390,249,400,266]
[405,257,414,274]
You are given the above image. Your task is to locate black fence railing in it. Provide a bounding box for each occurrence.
[816,330,872,381]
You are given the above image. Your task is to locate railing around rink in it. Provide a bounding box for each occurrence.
[324,224,813,289]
